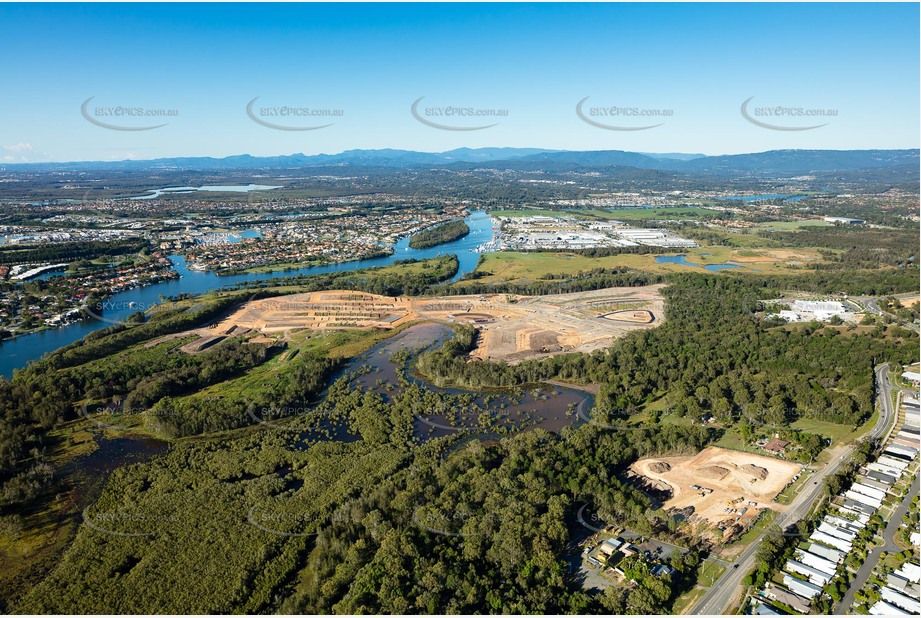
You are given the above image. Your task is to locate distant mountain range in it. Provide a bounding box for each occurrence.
[4,148,918,179]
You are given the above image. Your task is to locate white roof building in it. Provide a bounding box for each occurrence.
[824,216,864,225]
[844,490,883,510]
[869,600,912,616]
[806,543,845,564]
[818,521,858,541]
[867,461,903,478]
[783,574,822,599]
[796,550,839,577]
[877,455,909,470]
[881,586,921,614]
[785,560,832,586]
[825,514,865,532]
[885,444,919,460]
[792,300,845,314]
[810,530,853,553]
[850,482,888,502]
[895,562,921,584]
[833,505,871,524]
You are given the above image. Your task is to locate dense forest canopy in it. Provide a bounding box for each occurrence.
[408,220,471,250]
[0,252,917,613]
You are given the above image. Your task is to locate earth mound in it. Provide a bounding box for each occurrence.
[649,461,671,474]
[740,464,769,480]
[697,465,729,480]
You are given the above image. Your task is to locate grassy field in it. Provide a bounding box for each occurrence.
[789,418,857,443]
[697,559,727,586]
[151,324,412,431]
[694,228,784,248]
[713,427,748,451]
[775,468,812,505]
[756,220,833,232]
[460,245,824,285]
[719,509,778,557]
[672,586,707,614]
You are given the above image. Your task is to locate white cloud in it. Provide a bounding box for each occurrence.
[3,142,33,153]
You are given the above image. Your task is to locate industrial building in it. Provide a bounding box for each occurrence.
[823,216,865,224]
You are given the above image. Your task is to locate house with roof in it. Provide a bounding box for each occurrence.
[763,438,790,455]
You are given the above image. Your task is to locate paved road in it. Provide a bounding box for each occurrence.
[834,474,919,614]
[860,296,920,334]
[689,364,895,615]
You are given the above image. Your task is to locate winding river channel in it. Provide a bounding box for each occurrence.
[1,211,495,377]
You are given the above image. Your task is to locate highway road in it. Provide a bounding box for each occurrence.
[858,296,919,334]
[689,363,895,615]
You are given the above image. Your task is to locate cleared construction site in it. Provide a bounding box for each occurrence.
[198,284,665,362]
[630,447,802,542]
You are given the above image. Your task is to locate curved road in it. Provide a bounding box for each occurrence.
[689,364,896,615]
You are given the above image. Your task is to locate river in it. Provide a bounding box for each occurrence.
[0,210,495,377]
[285,322,592,444]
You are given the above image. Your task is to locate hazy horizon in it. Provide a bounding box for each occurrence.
[2,145,919,167]
[1,3,918,163]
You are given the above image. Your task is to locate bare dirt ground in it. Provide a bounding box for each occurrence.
[631,447,801,537]
[200,284,664,362]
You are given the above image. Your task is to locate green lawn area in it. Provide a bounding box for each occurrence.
[714,427,749,451]
[776,468,812,504]
[756,220,833,232]
[672,586,707,614]
[697,559,727,587]
[460,245,822,285]
[790,418,856,444]
[176,324,408,407]
[718,509,778,556]
[459,251,656,283]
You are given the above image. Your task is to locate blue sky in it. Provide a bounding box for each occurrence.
[0,3,918,162]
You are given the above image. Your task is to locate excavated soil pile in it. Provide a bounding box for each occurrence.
[698,465,730,481]
[740,464,769,481]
